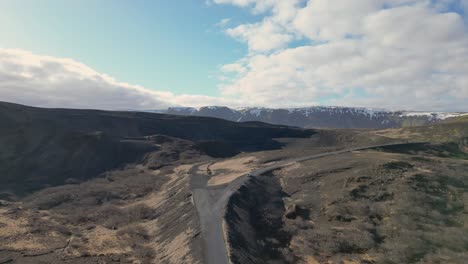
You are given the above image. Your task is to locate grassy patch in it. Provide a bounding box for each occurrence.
[409,173,465,219]
[382,161,414,171]
[376,142,468,160]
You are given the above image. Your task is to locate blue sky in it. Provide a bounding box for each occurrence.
[0,0,255,96]
[0,0,467,111]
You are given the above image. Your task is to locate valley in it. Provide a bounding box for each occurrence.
[3,1,468,263]
[0,102,467,264]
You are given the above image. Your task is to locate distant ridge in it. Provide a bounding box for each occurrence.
[151,106,468,129]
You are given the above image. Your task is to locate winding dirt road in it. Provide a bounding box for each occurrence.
[190,143,413,264]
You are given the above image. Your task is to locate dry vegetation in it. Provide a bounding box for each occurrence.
[1,102,467,264]
[207,156,258,186]
[226,146,468,264]
[0,137,206,264]
[225,122,468,264]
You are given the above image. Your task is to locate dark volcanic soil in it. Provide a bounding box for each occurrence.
[0,102,314,264]
[0,135,207,264]
[0,102,313,195]
[226,172,296,264]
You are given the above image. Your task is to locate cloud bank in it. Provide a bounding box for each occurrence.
[1,1,468,111]
[215,0,468,111]
[0,49,239,110]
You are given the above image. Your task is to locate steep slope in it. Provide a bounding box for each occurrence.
[0,102,315,264]
[0,101,313,195]
[0,143,206,264]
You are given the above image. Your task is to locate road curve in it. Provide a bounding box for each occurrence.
[190,142,417,264]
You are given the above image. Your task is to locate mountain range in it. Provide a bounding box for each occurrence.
[154,106,468,129]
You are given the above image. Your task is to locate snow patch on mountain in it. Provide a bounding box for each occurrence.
[399,112,468,120]
[248,108,264,117]
[155,106,468,129]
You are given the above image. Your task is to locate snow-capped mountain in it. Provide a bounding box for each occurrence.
[157,106,468,129]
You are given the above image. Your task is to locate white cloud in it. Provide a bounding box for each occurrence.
[215,0,468,111]
[293,0,379,41]
[216,18,231,27]
[2,1,468,111]
[0,49,243,110]
[226,19,294,52]
[220,63,247,74]
[212,0,274,12]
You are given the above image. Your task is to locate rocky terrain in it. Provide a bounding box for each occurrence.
[159,106,468,129]
[0,102,312,196]
[0,102,312,264]
[224,119,468,264]
[0,101,467,264]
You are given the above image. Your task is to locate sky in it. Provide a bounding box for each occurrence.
[0,0,467,111]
